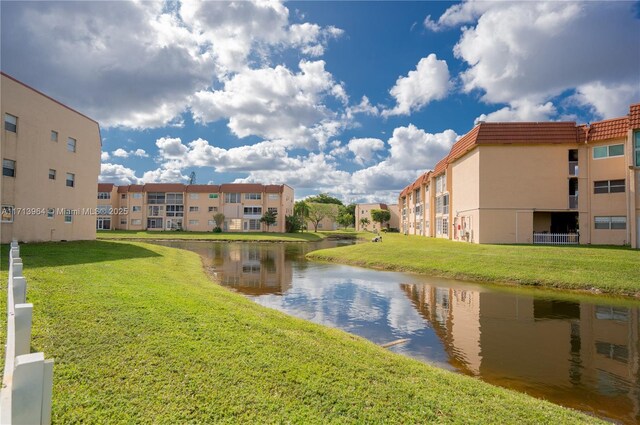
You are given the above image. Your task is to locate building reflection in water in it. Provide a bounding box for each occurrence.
[401,284,640,424]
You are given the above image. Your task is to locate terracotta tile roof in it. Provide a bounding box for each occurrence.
[448,125,481,163]
[630,103,640,130]
[433,157,448,176]
[186,184,220,193]
[219,183,264,193]
[475,122,578,145]
[587,117,628,142]
[576,124,587,144]
[98,183,114,192]
[420,171,431,185]
[380,203,388,210]
[264,184,284,193]
[143,183,186,192]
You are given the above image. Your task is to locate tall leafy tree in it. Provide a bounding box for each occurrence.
[307,203,338,232]
[260,210,277,232]
[336,207,354,230]
[370,209,391,231]
[305,193,343,205]
[359,217,370,231]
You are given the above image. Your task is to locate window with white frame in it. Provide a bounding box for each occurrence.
[593,144,624,159]
[436,217,443,235]
[208,220,215,226]
[121,193,126,199]
[208,206,217,212]
[132,193,142,199]
[225,193,241,203]
[245,193,262,200]
[47,208,55,219]
[189,206,199,212]
[51,130,58,142]
[189,193,199,200]
[1,205,14,223]
[64,209,73,223]
[98,192,111,199]
[166,205,184,217]
[442,217,449,236]
[3,159,16,177]
[67,137,76,152]
[268,194,279,200]
[594,216,626,230]
[442,193,449,214]
[635,132,640,166]
[435,174,446,193]
[4,114,17,132]
[132,206,141,212]
[66,173,75,187]
[414,189,421,203]
[132,219,142,225]
[148,205,163,216]
[120,219,127,225]
[96,205,110,215]
[148,192,165,204]
[49,169,56,180]
[189,220,199,225]
[268,207,278,215]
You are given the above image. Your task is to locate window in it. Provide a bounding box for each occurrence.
[132,219,142,225]
[593,144,624,159]
[47,208,55,219]
[414,189,421,203]
[64,209,73,223]
[189,193,199,200]
[225,193,241,203]
[96,205,110,215]
[166,205,184,217]
[1,205,14,223]
[148,206,163,216]
[166,193,183,205]
[146,218,161,228]
[189,206,199,212]
[121,194,127,199]
[132,206,141,212]
[47,169,56,180]
[3,159,16,177]
[67,137,76,152]
[243,206,262,215]
[635,132,640,167]
[147,192,165,204]
[268,194,279,200]
[442,217,449,236]
[209,193,219,199]
[245,193,262,200]
[120,219,127,225]
[132,193,142,199]
[208,206,217,212]
[208,220,215,226]
[51,131,58,142]
[66,173,75,187]
[435,174,446,193]
[4,114,17,132]
[268,207,278,215]
[594,180,625,194]
[98,191,111,199]
[189,220,199,225]
[443,193,449,214]
[594,216,626,230]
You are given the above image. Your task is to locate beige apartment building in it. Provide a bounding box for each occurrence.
[400,104,640,248]
[1,72,101,243]
[355,203,400,232]
[97,183,294,233]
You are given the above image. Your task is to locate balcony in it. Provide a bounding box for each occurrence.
[568,161,578,176]
[569,195,578,209]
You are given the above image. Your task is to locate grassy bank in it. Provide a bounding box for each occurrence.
[0,241,601,423]
[97,229,325,242]
[307,233,640,296]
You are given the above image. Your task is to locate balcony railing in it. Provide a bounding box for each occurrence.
[569,161,578,176]
[569,195,578,209]
[533,232,579,245]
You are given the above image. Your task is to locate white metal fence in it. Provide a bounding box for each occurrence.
[532,232,580,245]
[1,240,54,424]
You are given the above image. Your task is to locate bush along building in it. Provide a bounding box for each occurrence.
[400,103,640,247]
[96,183,294,233]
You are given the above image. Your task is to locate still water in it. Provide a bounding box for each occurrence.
[154,240,640,424]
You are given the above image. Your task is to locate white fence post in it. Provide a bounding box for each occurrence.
[12,353,45,425]
[14,304,33,357]
[41,359,54,425]
[12,277,26,305]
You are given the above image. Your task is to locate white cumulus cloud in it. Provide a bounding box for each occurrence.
[347,138,385,165]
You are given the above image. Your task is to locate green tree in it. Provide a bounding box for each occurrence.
[336,207,354,230]
[305,193,343,205]
[260,210,277,232]
[345,203,356,227]
[307,203,338,232]
[370,209,391,231]
[285,215,304,233]
[359,217,370,231]
[212,212,225,232]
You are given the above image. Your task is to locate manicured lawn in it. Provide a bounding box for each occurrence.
[307,233,640,296]
[97,229,325,242]
[0,241,602,423]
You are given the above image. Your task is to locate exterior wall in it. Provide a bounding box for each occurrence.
[1,74,101,243]
[387,204,400,230]
[451,149,480,243]
[356,203,399,232]
[587,138,629,245]
[306,203,339,231]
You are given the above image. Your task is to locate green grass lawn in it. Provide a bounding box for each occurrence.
[0,241,602,423]
[307,233,640,296]
[97,229,325,242]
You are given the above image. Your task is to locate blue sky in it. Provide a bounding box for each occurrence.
[2,1,639,203]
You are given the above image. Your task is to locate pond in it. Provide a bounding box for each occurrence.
[153,240,640,424]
